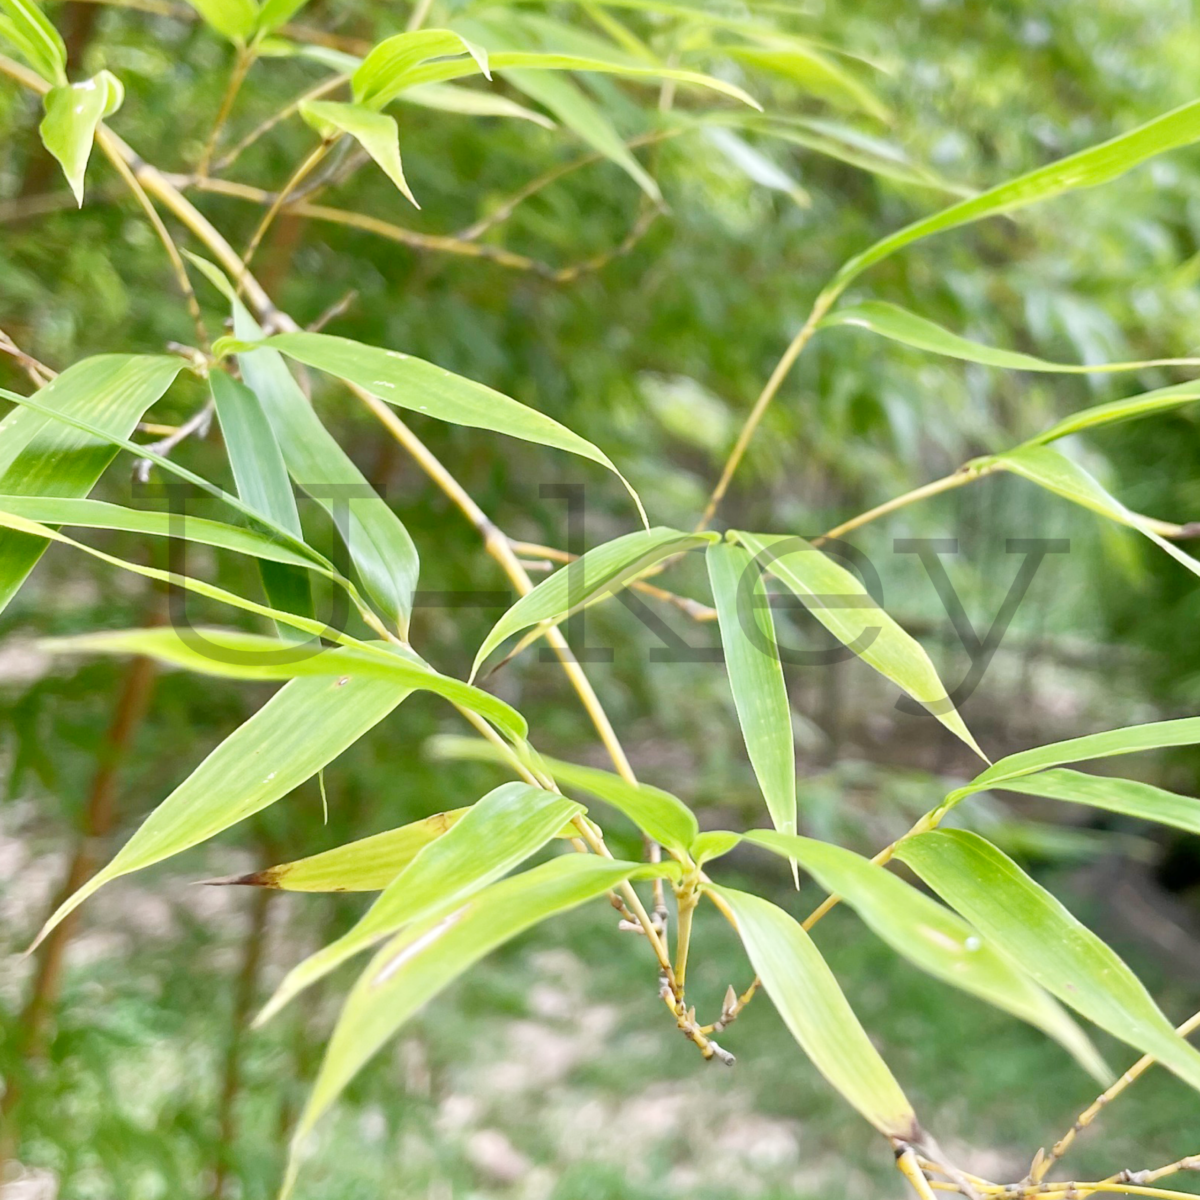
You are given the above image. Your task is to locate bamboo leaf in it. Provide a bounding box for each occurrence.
[210,367,313,634]
[895,829,1200,1095]
[943,716,1200,812]
[298,100,418,206]
[226,330,646,523]
[734,530,984,759]
[707,541,796,842]
[744,829,1110,1082]
[352,29,490,110]
[822,98,1200,304]
[1024,379,1200,445]
[819,302,1200,377]
[40,627,527,741]
[399,83,556,128]
[282,855,667,1197]
[986,445,1200,580]
[0,355,184,615]
[208,809,472,891]
[473,527,711,678]
[0,0,65,83]
[258,783,581,1023]
[994,768,1200,837]
[189,256,423,638]
[727,44,887,122]
[38,69,123,204]
[427,734,699,854]
[710,884,920,1140]
[32,669,413,951]
[183,0,258,42]
[254,0,309,34]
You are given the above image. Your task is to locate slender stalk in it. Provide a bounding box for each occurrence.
[197,45,254,178]
[815,470,983,545]
[896,1144,941,1200]
[1032,1008,1200,1182]
[406,0,434,31]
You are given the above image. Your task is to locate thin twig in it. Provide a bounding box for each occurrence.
[134,398,215,482]
[0,327,55,386]
[197,45,254,179]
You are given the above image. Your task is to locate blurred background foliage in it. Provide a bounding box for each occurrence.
[3,0,1200,1195]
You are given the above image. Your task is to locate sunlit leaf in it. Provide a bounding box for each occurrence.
[38,69,123,204]
[400,82,555,128]
[707,541,796,844]
[352,29,489,110]
[1024,379,1200,445]
[32,669,414,951]
[733,530,984,758]
[820,301,1200,377]
[0,0,64,83]
[258,782,581,1022]
[473,527,711,678]
[40,627,527,741]
[710,884,920,1140]
[298,99,418,206]
[281,855,669,1197]
[994,768,1200,837]
[895,830,1200,1095]
[744,829,1110,1082]
[727,43,887,122]
[184,0,258,42]
[0,355,184,615]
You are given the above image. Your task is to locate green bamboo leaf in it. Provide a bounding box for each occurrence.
[32,669,413,951]
[187,256,422,637]
[819,302,1200,377]
[184,0,258,41]
[38,70,123,205]
[258,783,581,1023]
[399,82,555,128]
[392,49,761,112]
[895,829,1200,1094]
[710,884,920,1140]
[210,367,313,635]
[734,530,984,759]
[254,0,309,33]
[352,29,490,110]
[822,97,1200,305]
[986,444,1200,580]
[501,67,661,200]
[744,829,1110,1083]
[994,768,1200,837]
[473,527,711,678]
[0,0,65,83]
[426,733,699,854]
[707,541,796,842]
[727,44,888,122]
[942,716,1200,812]
[0,355,185,616]
[298,100,418,206]
[227,330,646,523]
[40,627,526,741]
[282,855,667,1198]
[1024,379,1200,445]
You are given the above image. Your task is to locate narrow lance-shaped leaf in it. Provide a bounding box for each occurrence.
[38,70,123,205]
[819,301,1200,376]
[184,0,258,42]
[710,884,921,1140]
[727,43,888,123]
[0,355,184,616]
[0,0,65,83]
[298,100,419,207]
[41,627,527,742]
[707,541,796,845]
[32,670,413,951]
[427,734,699,854]
[210,367,313,635]
[281,856,669,1199]
[994,768,1200,837]
[352,29,490,109]
[209,808,473,891]
[258,783,582,1023]
[225,330,646,524]
[821,97,1200,305]
[985,444,1200,581]
[188,256,421,637]
[473,527,713,678]
[941,715,1200,812]
[734,530,985,759]
[399,83,555,128]
[743,829,1110,1082]
[895,830,1200,1095]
